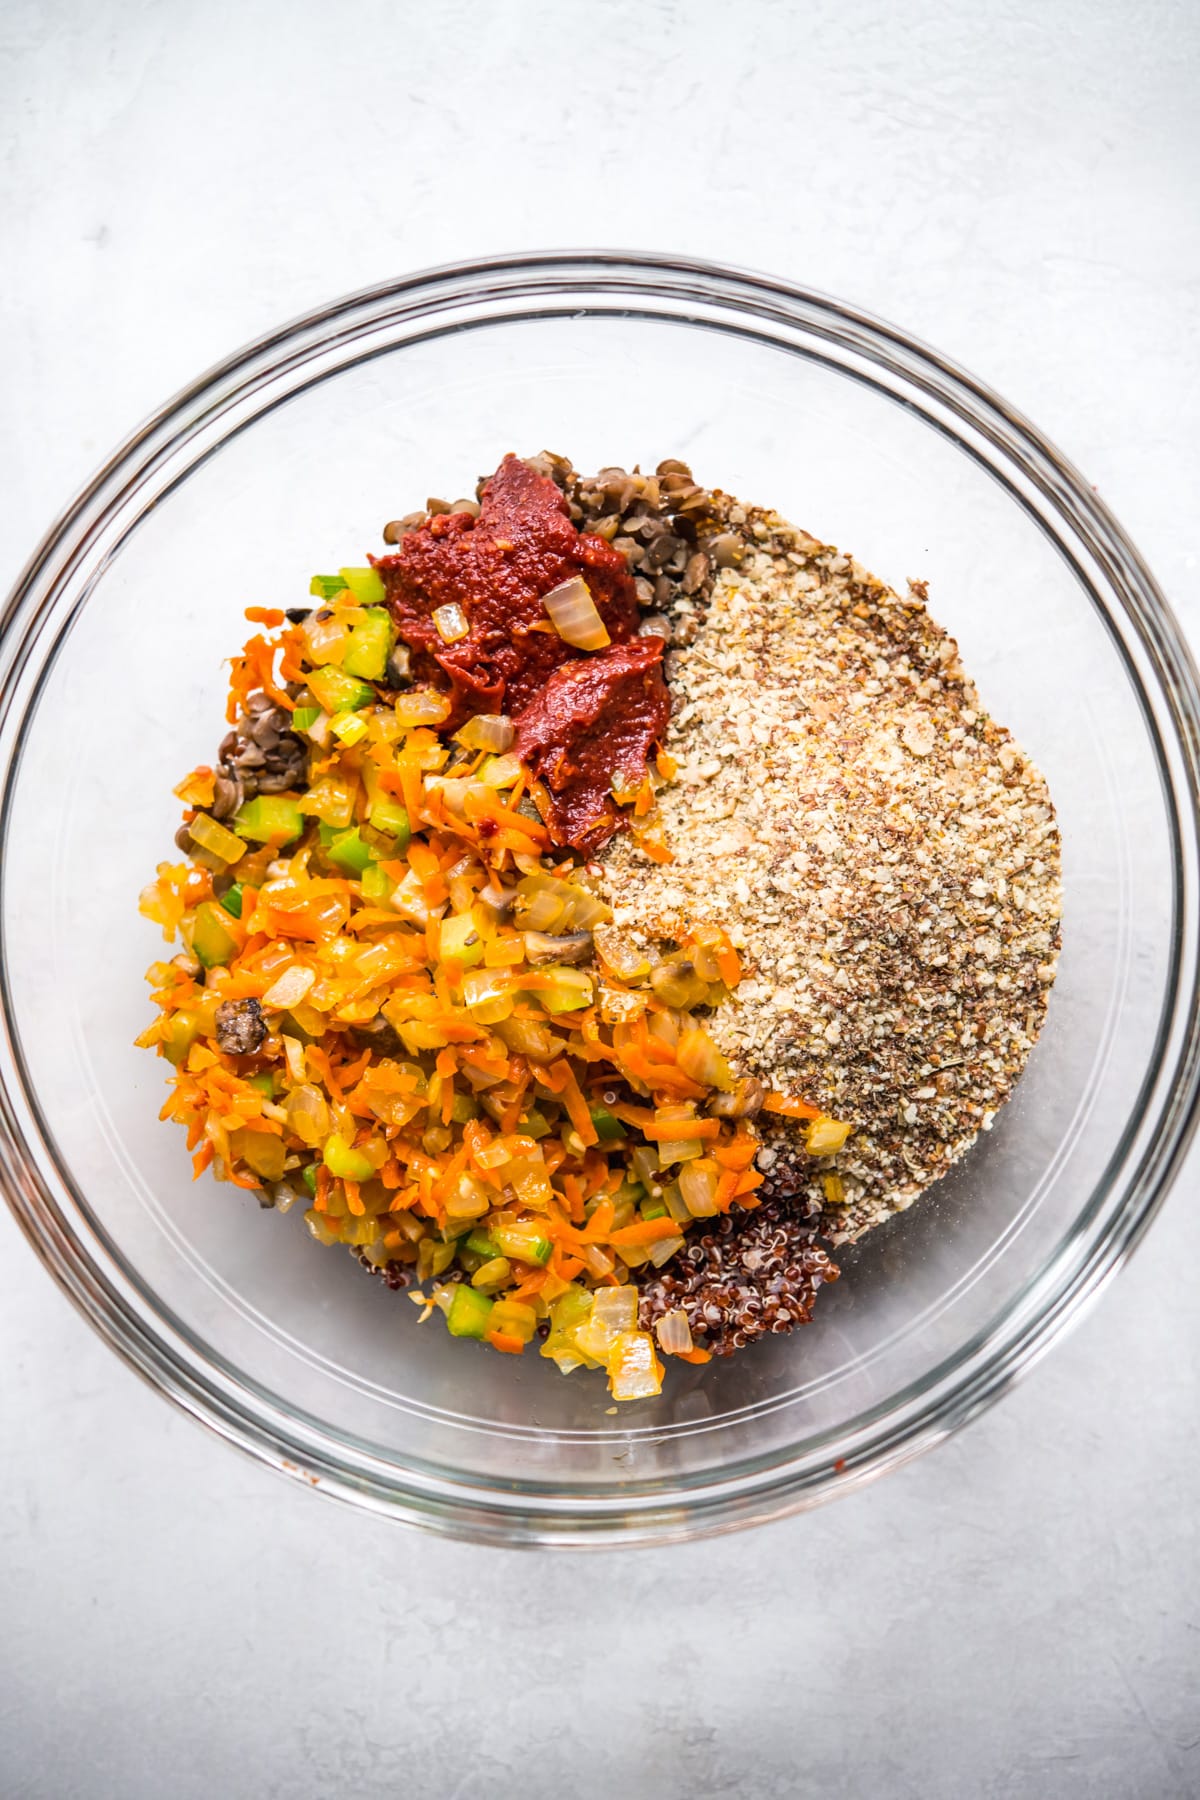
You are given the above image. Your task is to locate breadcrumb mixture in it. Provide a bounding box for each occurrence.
[601,509,1062,1244]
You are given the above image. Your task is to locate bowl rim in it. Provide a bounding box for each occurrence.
[3,249,1199,1548]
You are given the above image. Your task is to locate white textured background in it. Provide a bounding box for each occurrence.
[2,3,1199,1795]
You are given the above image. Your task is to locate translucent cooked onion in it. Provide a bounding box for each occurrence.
[393,687,452,727]
[478,753,521,789]
[655,1308,693,1353]
[284,1082,330,1146]
[646,1232,685,1268]
[455,713,514,753]
[679,1159,721,1216]
[541,576,611,650]
[301,613,350,665]
[262,963,316,1009]
[432,602,470,643]
[806,1116,852,1155]
[675,1024,736,1092]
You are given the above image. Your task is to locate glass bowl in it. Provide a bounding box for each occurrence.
[3,253,1198,1549]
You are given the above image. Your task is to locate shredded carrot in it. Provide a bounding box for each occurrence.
[607,1217,681,1248]
[139,562,817,1405]
[762,1092,820,1120]
[642,1117,721,1142]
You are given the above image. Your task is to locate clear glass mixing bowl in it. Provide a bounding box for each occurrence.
[2,254,1198,1547]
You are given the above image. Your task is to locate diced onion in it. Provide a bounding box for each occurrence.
[187,812,246,865]
[592,1286,638,1333]
[301,614,350,665]
[424,775,473,817]
[445,1176,491,1219]
[655,1308,694,1354]
[679,1159,721,1216]
[676,1025,736,1092]
[541,576,611,650]
[533,967,594,1013]
[607,1330,663,1401]
[393,688,452,727]
[647,1231,685,1267]
[478,753,522,789]
[455,713,514,753]
[806,1116,852,1155]
[284,1081,329,1145]
[432,602,470,644]
[461,969,515,1023]
[263,963,316,1009]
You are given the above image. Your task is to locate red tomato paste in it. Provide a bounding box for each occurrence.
[377,454,640,717]
[513,639,670,854]
[376,454,671,852]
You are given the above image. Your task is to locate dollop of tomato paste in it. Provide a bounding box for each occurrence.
[377,454,640,717]
[376,454,671,853]
[513,638,670,855]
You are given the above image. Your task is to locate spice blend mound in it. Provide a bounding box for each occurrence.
[601,505,1062,1246]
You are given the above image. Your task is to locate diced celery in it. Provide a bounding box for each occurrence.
[588,1102,626,1142]
[640,1196,669,1222]
[338,566,386,607]
[218,882,245,919]
[310,574,348,600]
[538,968,594,1014]
[330,712,369,747]
[441,1216,477,1240]
[446,1283,494,1340]
[248,1072,276,1096]
[367,796,411,849]
[322,1132,376,1183]
[291,706,321,732]
[233,795,304,846]
[465,1229,500,1258]
[360,864,391,901]
[439,912,484,967]
[300,1163,318,1197]
[518,1108,552,1139]
[540,1286,597,1369]
[489,1298,538,1344]
[492,1223,552,1266]
[326,828,374,876]
[191,901,240,970]
[342,607,395,681]
[307,665,375,714]
[449,1092,479,1124]
[161,1008,204,1067]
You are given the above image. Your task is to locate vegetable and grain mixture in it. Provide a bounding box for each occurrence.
[139,453,1061,1400]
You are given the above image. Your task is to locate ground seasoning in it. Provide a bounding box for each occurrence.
[601,506,1062,1247]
